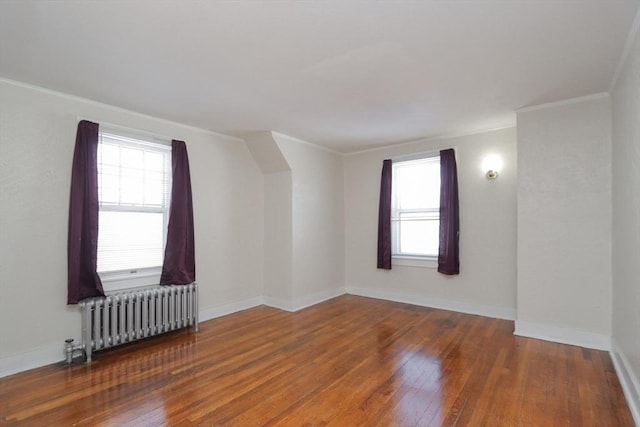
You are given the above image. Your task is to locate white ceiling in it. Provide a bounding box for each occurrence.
[1,1,638,153]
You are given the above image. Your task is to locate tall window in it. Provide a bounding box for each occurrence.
[97,130,171,290]
[391,156,440,259]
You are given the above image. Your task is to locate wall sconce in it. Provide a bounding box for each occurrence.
[486,169,499,179]
[482,155,502,180]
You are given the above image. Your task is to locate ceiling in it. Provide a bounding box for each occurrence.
[1,1,638,153]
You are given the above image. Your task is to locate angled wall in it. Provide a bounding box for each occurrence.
[272,133,345,307]
[246,132,345,310]
[245,132,293,305]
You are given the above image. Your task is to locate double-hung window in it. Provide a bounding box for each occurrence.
[96,130,171,291]
[391,156,440,262]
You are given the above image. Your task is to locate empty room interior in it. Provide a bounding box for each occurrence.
[1,1,639,425]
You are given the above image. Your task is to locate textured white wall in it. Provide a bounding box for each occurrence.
[273,134,345,306]
[344,128,517,319]
[0,80,265,374]
[244,132,293,304]
[516,95,612,344]
[611,18,640,419]
[263,171,293,303]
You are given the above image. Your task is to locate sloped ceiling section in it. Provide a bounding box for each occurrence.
[0,1,638,152]
[244,132,291,174]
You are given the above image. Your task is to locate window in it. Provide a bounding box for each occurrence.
[97,130,171,290]
[391,156,440,261]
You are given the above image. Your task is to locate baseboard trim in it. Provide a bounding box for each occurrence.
[514,320,611,350]
[345,286,516,320]
[610,340,640,425]
[293,287,345,311]
[0,344,66,379]
[262,296,294,311]
[264,288,346,312]
[199,296,264,323]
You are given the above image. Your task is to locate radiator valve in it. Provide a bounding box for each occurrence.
[64,338,85,364]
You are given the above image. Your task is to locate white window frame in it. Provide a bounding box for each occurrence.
[97,129,172,291]
[391,154,440,269]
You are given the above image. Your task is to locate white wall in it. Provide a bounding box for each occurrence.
[273,133,345,307]
[263,171,293,304]
[0,80,265,376]
[611,16,640,423]
[344,127,517,319]
[243,132,345,310]
[244,132,293,305]
[515,94,612,349]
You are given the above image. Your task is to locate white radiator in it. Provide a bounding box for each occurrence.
[73,283,198,362]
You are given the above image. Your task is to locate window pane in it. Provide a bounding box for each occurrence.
[120,168,144,205]
[144,171,166,206]
[395,160,440,210]
[145,151,165,172]
[99,165,120,204]
[391,156,441,258]
[120,147,144,169]
[399,219,440,256]
[99,143,120,166]
[97,211,164,272]
[96,133,171,278]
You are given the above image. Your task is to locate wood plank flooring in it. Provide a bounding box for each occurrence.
[0,295,634,426]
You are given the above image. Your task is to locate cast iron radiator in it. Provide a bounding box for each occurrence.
[74,283,198,362]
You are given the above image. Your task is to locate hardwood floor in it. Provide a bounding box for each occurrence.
[0,295,634,426]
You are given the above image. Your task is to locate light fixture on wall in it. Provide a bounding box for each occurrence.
[482,155,502,180]
[486,170,499,179]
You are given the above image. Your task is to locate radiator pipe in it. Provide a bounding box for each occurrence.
[64,338,85,364]
[65,339,74,364]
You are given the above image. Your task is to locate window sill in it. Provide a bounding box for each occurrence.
[392,256,438,269]
[99,268,161,292]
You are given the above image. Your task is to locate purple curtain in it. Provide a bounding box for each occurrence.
[377,159,392,269]
[438,148,460,275]
[67,120,105,304]
[160,140,195,285]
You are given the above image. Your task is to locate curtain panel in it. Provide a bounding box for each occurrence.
[377,159,392,270]
[67,120,105,304]
[160,140,196,285]
[438,148,460,275]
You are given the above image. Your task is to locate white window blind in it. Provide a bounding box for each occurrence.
[96,131,171,278]
[391,156,440,258]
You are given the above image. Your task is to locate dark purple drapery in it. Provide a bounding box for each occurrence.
[377,159,392,270]
[67,120,105,304]
[438,148,460,275]
[160,140,195,285]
